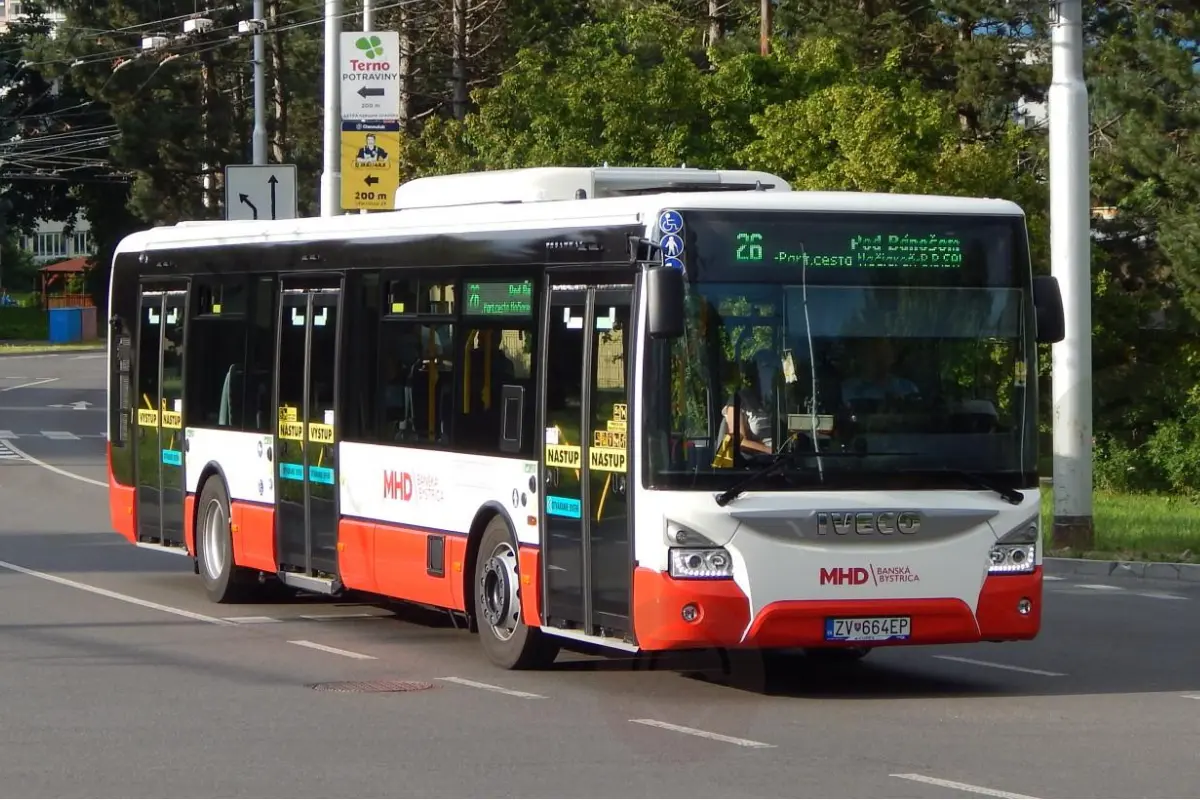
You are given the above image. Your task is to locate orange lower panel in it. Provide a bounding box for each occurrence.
[975,566,1043,641]
[369,522,464,612]
[630,567,1041,652]
[107,444,136,544]
[108,480,136,545]
[338,519,376,593]
[632,567,752,651]
[183,494,196,556]
[518,546,541,627]
[229,501,277,574]
[746,597,979,649]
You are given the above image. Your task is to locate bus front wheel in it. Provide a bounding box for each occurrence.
[473,516,559,670]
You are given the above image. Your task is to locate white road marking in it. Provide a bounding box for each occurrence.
[1,439,107,487]
[3,376,28,380]
[629,719,775,749]
[0,430,16,439]
[0,377,58,392]
[224,615,280,624]
[933,655,1066,677]
[439,676,546,699]
[41,430,80,440]
[299,612,378,621]
[71,354,105,360]
[891,773,1037,799]
[1042,575,1064,581]
[1077,583,1124,591]
[0,442,21,460]
[287,640,376,660]
[1183,694,1200,700]
[1137,591,1188,601]
[0,558,234,625]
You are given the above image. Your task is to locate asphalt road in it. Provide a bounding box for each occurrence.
[1,351,1198,798]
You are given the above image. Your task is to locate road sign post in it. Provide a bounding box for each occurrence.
[341,121,400,211]
[224,164,298,221]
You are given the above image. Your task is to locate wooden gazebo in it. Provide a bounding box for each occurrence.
[38,257,95,309]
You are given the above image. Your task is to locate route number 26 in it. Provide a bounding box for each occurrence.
[736,232,763,262]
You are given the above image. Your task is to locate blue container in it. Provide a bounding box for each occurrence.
[48,307,83,343]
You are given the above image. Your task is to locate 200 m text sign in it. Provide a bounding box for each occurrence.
[824,616,911,642]
[339,31,400,121]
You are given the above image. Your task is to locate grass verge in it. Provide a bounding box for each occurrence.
[1040,487,1200,563]
[0,341,104,354]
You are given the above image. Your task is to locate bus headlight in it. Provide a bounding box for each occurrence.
[669,548,734,579]
[988,521,1038,575]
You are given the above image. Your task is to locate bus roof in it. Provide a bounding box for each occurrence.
[113,168,1027,258]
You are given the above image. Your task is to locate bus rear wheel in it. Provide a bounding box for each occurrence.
[196,476,258,604]
[474,516,559,670]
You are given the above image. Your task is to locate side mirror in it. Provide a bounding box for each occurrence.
[646,266,685,339]
[1032,275,1065,344]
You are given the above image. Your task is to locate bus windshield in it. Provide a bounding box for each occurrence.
[643,209,1038,492]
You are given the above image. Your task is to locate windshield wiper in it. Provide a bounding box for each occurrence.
[894,468,1024,505]
[714,448,818,507]
[949,470,1024,505]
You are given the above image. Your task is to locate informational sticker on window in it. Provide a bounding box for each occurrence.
[161,410,182,430]
[589,447,626,473]
[545,444,581,469]
[278,420,305,441]
[308,423,334,444]
[137,409,159,428]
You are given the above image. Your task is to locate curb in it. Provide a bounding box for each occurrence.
[0,345,103,356]
[1044,556,1200,583]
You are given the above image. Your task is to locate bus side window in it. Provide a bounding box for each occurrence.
[457,326,534,456]
[186,278,249,429]
[377,320,455,446]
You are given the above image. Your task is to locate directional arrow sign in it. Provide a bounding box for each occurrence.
[224,164,297,222]
[341,121,399,211]
[340,31,400,121]
[364,175,379,187]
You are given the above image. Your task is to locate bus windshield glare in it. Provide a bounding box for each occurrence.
[644,209,1038,492]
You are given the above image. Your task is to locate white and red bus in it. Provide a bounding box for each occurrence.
[105,166,1065,669]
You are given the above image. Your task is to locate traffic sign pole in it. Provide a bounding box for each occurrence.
[320,0,342,217]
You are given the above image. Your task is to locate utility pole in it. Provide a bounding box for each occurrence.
[252,0,267,164]
[360,0,372,214]
[320,0,342,216]
[1049,0,1093,550]
[759,0,771,56]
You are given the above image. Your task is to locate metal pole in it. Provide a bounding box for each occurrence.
[252,0,267,165]
[1049,0,1093,550]
[759,0,770,56]
[320,0,342,217]
[363,0,373,30]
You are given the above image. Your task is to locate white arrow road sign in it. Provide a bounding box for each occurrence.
[340,31,401,121]
[224,164,298,221]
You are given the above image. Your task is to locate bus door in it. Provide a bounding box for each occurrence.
[274,281,343,582]
[134,285,188,550]
[540,282,634,639]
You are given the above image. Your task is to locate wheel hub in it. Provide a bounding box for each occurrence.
[478,542,520,641]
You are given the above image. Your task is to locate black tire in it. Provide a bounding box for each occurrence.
[474,515,559,670]
[196,476,258,604]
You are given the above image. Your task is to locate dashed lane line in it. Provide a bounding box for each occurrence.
[890,773,1037,799]
[629,719,775,749]
[439,676,546,699]
[287,640,376,660]
[932,655,1066,677]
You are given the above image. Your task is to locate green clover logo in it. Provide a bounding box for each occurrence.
[355,35,384,58]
